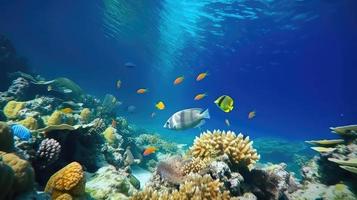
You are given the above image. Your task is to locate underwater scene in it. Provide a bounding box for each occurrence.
[0,0,357,199]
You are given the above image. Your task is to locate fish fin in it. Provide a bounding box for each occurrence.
[201,109,210,119]
[195,120,206,128]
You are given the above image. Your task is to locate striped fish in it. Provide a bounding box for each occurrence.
[11,124,31,140]
[164,108,210,131]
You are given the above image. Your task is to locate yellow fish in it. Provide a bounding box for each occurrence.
[196,72,209,81]
[214,95,234,112]
[194,93,207,101]
[248,111,256,119]
[116,80,122,89]
[155,101,165,110]
[225,119,230,126]
[61,108,73,114]
[173,76,184,85]
[137,88,148,94]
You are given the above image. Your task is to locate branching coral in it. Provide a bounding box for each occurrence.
[3,100,24,119]
[45,162,85,199]
[182,157,210,175]
[131,174,231,200]
[190,130,260,169]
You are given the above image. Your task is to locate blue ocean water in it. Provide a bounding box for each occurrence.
[0,0,356,147]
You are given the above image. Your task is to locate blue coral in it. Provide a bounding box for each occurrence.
[11,124,31,140]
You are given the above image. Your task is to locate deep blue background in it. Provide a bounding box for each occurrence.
[0,0,356,142]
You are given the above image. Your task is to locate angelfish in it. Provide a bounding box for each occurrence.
[164,108,210,131]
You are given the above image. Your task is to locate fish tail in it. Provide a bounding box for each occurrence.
[201,109,210,119]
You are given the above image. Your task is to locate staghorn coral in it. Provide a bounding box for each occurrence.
[3,100,25,119]
[0,151,35,195]
[18,116,38,130]
[190,130,260,169]
[182,157,210,175]
[131,174,231,200]
[80,108,91,123]
[0,121,14,152]
[36,138,61,168]
[45,162,85,199]
[47,110,64,126]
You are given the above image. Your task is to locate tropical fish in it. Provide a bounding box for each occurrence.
[194,93,207,101]
[112,119,117,128]
[60,108,73,114]
[116,80,122,89]
[196,72,208,81]
[124,62,136,68]
[214,95,234,112]
[225,119,230,126]
[156,101,165,110]
[151,112,156,118]
[248,111,256,119]
[164,108,210,130]
[137,88,148,94]
[11,124,31,140]
[173,76,184,85]
[143,146,157,156]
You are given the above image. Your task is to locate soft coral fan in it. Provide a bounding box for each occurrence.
[190,130,260,169]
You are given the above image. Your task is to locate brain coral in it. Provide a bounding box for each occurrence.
[45,162,85,199]
[190,130,260,169]
[18,116,38,130]
[131,174,231,200]
[0,151,35,195]
[3,100,24,119]
[0,121,14,152]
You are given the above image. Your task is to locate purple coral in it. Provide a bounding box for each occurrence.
[36,138,61,168]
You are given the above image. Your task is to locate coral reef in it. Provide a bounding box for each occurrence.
[35,138,61,168]
[47,110,64,126]
[0,121,14,152]
[45,162,85,200]
[190,130,260,169]
[80,108,91,123]
[3,100,25,119]
[86,165,138,199]
[18,116,38,130]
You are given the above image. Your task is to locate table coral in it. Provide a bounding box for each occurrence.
[190,130,260,169]
[0,121,14,152]
[0,151,35,195]
[45,162,85,199]
[3,100,24,119]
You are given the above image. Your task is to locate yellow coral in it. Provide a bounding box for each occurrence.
[131,174,230,200]
[55,193,73,200]
[103,127,117,144]
[183,157,210,175]
[18,117,38,130]
[190,130,260,169]
[47,111,63,126]
[80,108,91,123]
[0,151,34,194]
[3,101,24,119]
[45,162,85,200]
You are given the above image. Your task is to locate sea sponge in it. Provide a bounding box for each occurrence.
[0,159,15,200]
[3,100,24,119]
[103,127,117,144]
[18,116,38,130]
[190,130,260,169]
[80,108,91,123]
[0,151,35,194]
[47,111,64,126]
[45,162,85,199]
[0,121,14,152]
[131,174,231,200]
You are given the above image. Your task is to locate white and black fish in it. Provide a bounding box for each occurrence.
[164,108,210,131]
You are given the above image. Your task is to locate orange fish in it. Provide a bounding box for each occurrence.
[112,119,117,128]
[137,88,148,94]
[248,111,256,119]
[143,146,157,156]
[173,76,184,85]
[60,108,73,114]
[194,93,207,101]
[196,72,208,81]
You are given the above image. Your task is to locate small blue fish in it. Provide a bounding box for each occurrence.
[11,124,31,140]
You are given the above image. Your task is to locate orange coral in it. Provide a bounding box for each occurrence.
[45,162,85,199]
[55,193,73,200]
[0,151,34,195]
